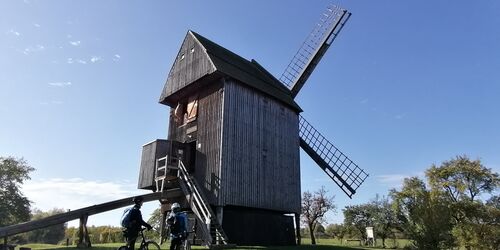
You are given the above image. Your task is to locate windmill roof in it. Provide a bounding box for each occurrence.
[190,31,302,112]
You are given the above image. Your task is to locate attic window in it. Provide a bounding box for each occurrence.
[180,53,185,60]
[190,47,195,53]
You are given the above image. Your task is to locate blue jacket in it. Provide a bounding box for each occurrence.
[169,212,188,239]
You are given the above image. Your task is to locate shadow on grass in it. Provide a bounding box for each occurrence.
[231,245,366,250]
[19,244,369,250]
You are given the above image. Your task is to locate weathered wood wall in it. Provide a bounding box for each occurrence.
[160,31,215,104]
[168,80,224,205]
[220,79,301,213]
[138,139,169,190]
[222,206,296,245]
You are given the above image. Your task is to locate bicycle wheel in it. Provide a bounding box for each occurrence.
[117,246,128,250]
[140,240,160,250]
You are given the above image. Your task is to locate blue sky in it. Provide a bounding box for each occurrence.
[1,1,499,227]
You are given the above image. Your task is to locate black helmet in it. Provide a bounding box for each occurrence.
[133,196,144,204]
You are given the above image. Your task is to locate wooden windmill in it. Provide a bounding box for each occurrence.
[137,4,368,246]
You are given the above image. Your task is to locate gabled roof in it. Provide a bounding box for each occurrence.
[189,31,302,112]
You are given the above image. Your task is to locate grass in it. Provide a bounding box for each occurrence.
[16,238,411,250]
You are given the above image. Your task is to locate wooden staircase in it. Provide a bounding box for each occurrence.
[155,156,233,248]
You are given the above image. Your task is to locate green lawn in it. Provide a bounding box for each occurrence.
[17,238,411,250]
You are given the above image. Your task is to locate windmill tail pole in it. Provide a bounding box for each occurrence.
[0,190,182,239]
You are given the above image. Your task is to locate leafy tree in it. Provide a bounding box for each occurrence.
[0,156,34,229]
[301,186,335,245]
[325,224,347,242]
[141,207,162,239]
[390,177,454,249]
[27,208,67,244]
[427,156,499,203]
[426,156,500,249]
[314,223,326,239]
[371,195,399,248]
[342,203,376,242]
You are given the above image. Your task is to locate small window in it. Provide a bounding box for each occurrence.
[190,47,195,53]
[180,53,185,60]
[185,97,198,123]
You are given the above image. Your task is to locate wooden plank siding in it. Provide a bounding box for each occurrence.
[193,80,224,206]
[138,139,169,190]
[160,31,216,105]
[167,80,224,206]
[220,79,301,213]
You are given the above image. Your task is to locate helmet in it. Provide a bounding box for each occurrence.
[171,202,180,212]
[133,196,144,204]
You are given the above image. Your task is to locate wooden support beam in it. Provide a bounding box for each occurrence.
[0,190,182,238]
[77,214,91,248]
[159,210,168,245]
[295,213,301,246]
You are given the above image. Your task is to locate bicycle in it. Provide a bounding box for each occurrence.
[118,227,160,250]
[164,230,194,250]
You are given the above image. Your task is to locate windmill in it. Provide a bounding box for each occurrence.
[137,4,368,246]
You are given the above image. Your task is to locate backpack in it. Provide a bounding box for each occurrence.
[168,212,187,238]
[120,207,133,228]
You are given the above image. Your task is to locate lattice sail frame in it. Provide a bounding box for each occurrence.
[279,5,350,91]
[299,115,368,198]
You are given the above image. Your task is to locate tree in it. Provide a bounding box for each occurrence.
[145,208,161,239]
[27,208,67,244]
[325,223,347,243]
[371,195,399,248]
[301,186,335,245]
[426,155,500,249]
[0,157,34,228]
[314,223,326,239]
[427,156,499,203]
[343,203,376,242]
[390,177,454,249]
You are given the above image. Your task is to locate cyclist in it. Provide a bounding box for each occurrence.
[124,196,153,250]
[167,202,188,250]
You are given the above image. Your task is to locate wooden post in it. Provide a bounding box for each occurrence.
[159,210,168,244]
[216,206,223,244]
[294,213,301,245]
[77,214,91,248]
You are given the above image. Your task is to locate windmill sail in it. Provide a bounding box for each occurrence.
[279,5,351,98]
[299,115,368,198]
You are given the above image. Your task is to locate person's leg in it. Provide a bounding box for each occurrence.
[175,239,182,250]
[170,238,181,250]
[127,233,138,250]
[169,238,176,250]
[129,239,136,250]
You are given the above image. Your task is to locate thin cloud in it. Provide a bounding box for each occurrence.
[48,81,72,87]
[67,58,74,64]
[33,23,41,28]
[7,29,21,36]
[69,41,81,46]
[77,59,87,64]
[22,45,45,55]
[376,172,425,188]
[40,100,64,105]
[22,178,152,227]
[394,113,406,120]
[376,174,410,188]
[90,56,102,63]
[22,178,137,209]
[360,99,368,104]
[113,54,121,62]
